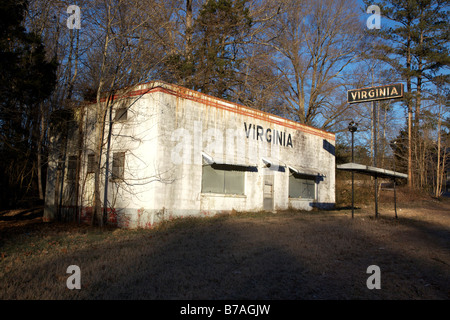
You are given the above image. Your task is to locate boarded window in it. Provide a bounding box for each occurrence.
[289,173,316,199]
[67,156,77,181]
[87,154,95,174]
[202,164,245,195]
[112,152,125,180]
[115,107,127,121]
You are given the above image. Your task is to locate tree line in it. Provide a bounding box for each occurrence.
[0,0,448,212]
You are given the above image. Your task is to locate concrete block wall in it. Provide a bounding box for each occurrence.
[44,81,335,228]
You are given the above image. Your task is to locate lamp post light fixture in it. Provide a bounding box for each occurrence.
[348,121,358,163]
[348,121,358,218]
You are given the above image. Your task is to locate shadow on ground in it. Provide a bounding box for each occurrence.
[1,204,448,300]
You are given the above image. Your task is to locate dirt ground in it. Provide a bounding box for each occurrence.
[0,192,449,300]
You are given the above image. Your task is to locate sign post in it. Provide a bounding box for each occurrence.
[347,84,404,218]
[373,99,378,218]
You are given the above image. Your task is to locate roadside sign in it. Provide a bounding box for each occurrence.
[347,83,403,104]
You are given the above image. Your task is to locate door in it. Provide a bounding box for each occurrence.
[263,171,274,211]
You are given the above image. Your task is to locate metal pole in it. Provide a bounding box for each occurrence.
[394,177,397,219]
[393,152,398,219]
[352,130,354,219]
[373,100,378,218]
[348,120,357,219]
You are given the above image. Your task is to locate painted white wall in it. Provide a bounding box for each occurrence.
[45,81,335,228]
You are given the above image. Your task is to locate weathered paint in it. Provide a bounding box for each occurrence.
[44,81,335,228]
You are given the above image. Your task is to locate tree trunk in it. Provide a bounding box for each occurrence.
[185,0,193,58]
[93,42,110,227]
[37,103,45,200]
[406,32,413,189]
[103,94,115,226]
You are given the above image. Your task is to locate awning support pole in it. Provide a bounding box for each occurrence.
[373,100,379,218]
[394,177,397,219]
[351,129,355,219]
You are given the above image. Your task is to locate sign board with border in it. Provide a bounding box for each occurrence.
[347,84,403,104]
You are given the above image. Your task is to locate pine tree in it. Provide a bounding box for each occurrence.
[164,0,252,99]
[0,0,57,206]
[410,0,449,127]
[365,0,449,188]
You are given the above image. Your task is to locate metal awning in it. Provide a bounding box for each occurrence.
[262,157,285,168]
[261,157,287,172]
[288,165,322,177]
[202,152,256,168]
[337,163,407,179]
[201,152,215,165]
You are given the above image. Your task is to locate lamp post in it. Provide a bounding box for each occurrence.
[348,121,358,218]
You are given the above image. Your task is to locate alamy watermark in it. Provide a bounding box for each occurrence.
[64,264,380,291]
[366,5,381,30]
[366,265,381,289]
[169,121,291,174]
[67,5,81,30]
[66,265,81,289]
[64,4,380,31]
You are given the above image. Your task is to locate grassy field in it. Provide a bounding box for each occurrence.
[1,189,449,300]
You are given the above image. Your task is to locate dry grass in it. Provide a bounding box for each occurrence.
[1,190,449,300]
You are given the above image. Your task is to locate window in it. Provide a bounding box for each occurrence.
[67,156,77,181]
[112,152,125,180]
[202,164,245,195]
[87,154,95,174]
[115,107,127,122]
[289,173,316,199]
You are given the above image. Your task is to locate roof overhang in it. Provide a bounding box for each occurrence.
[337,163,408,179]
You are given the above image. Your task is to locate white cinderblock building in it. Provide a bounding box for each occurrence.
[44,81,335,228]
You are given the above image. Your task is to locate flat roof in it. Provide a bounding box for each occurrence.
[90,81,335,141]
[337,163,408,179]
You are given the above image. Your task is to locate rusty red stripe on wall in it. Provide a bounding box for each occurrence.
[154,86,335,141]
[94,82,335,141]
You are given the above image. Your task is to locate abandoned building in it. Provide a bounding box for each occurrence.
[44,81,336,228]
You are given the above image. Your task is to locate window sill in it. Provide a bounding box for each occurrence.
[201,193,246,198]
[289,197,316,201]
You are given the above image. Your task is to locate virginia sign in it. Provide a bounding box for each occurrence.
[347,84,403,104]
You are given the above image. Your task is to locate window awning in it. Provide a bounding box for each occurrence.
[201,152,215,165]
[261,157,285,168]
[288,165,322,177]
[261,157,287,172]
[337,163,408,179]
[202,152,256,169]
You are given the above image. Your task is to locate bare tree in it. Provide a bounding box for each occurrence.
[264,0,365,129]
[431,80,449,197]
